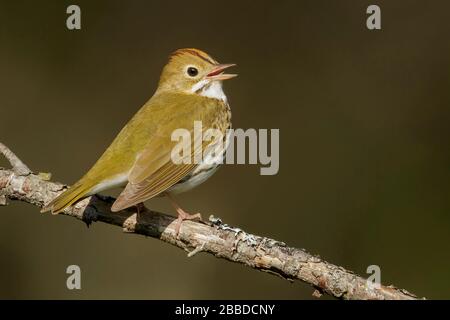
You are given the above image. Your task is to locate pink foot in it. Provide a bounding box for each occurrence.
[165,193,202,237]
[173,208,202,236]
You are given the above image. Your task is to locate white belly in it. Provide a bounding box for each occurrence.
[167,163,221,194]
[167,130,231,194]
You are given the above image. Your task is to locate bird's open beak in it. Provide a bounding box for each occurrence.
[206,64,237,81]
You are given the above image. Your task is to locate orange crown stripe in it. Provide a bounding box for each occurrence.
[170,48,217,65]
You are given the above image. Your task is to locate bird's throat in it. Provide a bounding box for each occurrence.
[192,80,227,103]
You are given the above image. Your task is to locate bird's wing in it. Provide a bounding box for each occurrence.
[111,93,220,211]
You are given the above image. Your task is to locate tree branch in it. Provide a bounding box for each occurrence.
[0,142,31,175]
[0,143,421,300]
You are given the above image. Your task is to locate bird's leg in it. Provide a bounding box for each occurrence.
[165,193,202,236]
[135,202,149,215]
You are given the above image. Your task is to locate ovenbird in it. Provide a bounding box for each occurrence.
[42,48,236,233]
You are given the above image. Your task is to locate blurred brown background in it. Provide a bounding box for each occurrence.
[1,0,449,299]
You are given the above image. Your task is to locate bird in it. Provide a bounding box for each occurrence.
[42,48,237,234]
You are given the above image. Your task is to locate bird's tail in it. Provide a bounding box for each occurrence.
[41,181,92,214]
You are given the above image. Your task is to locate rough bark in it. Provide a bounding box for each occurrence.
[0,143,421,300]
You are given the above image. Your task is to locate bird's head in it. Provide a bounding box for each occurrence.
[157,48,236,101]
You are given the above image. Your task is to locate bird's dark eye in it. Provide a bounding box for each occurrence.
[187,67,199,77]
